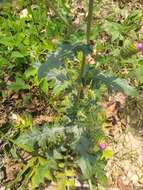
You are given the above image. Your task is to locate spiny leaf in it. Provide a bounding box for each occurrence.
[38,53,63,79]
[38,42,91,80]
[76,154,94,179]
[93,73,138,97]
[15,128,41,152]
[72,135,91,155]
[46,68,68,84]
[112,78,138,97]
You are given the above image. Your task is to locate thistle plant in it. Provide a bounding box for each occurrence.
[2,0,140,189]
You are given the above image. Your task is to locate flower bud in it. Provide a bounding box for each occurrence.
[98,143,106,150]
[136,43,143,51]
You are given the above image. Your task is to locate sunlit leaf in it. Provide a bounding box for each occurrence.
[15,128,41,152]
[11,51,25,58]
[101,149,113,160]
[8,77,28,92]
[24,67,37,78]
[39,78,49,93]
[32,163,53,188]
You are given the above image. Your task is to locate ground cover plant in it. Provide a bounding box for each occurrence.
[0,0,143,189]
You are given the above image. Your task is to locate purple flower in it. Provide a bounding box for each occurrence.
[98,143,106,150]
[136,43,143,51]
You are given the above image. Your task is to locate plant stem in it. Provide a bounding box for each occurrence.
[78,0,94,96]
[80,0,94,80]
[86,0,94,44]
[79,54,86,84]
[88,179,93,190]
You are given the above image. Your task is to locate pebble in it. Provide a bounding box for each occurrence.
[130,175,139,185]
[0,187,5,190]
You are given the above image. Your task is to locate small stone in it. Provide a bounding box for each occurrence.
[0,187,5,190]
[130,175,139,184]
[11,113,18,121]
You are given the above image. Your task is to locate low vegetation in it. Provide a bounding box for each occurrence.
[0,0,143,189]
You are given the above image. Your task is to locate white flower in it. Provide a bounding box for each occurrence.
[20,9,28,18]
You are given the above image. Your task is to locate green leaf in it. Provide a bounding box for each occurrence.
[94,130,105,143]
[14,157,37,185]
[97,172,107,186]
[32,163,53,189]
[59,42,91,56]
[65,169,75,187]
[122,10,142,33]
[24,67,37,78]
[39,78,49,94]
[0,57,8,65]
[77,155,93,179]
[38,53,63,79]
[8,77,28,92]
[57,173,67,190]
[93,73,138,97]
[0,36,14,47]
[73,135,91,155]
[47,68,68,83]
[113,78,138,97]
[94,161,107,186]
[53,81,69,95]
[133,66,143,82]
[38,42,91,80]
[11,51,24,58]
[104,21,122,41]
[101,149,113,160]
[120,39,137,58]
[53,150,63,160]
[15,128,41,152]
[17,187,26,190]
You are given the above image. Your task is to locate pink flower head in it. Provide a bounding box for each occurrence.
[98,143,106,150]
[136,43,143,51]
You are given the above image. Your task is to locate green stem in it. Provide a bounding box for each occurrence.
[88,179,93,190]
[78,0,94,96]
[86,0,94,44]
[80,0,94,80]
